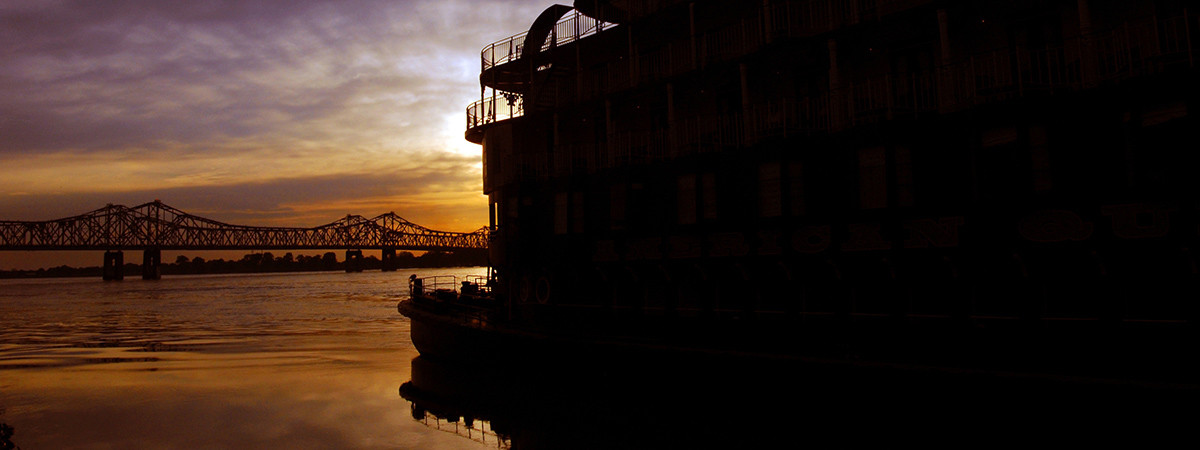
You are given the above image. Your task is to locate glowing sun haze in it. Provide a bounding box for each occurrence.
[0,0,559,268]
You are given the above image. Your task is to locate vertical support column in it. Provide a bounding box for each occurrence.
[142,248,161,280]
[666,83,676,126]
[553,113,560,149]
[937,8,954,112]
[490,198,504,267]
[938,9,952,64]
[1078,0,1097,87]
[605,99,613,160]
[1077,0,1092,38]
[576,13,585,102]
[740,62,752,145]
[827,38,843,131]
[628,25,637,82]
[667,82,676,154]
[1121,111,1140,188]
[827,37,840,88]
[490,199,498,231]
[103,250,124,281]
[1029,126,1053,192]
[381,247,397,272]
[762,0,773,44]
[689,2,698,69]
[345,250,363,273]
[1182,7,1194,68]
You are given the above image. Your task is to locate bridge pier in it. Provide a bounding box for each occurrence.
[102,251,124,281]
[345,250,364,273]
[381,248,397,272]
[142,248,161,280]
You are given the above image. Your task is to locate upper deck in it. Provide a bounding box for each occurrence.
[465,0,1197,194]
[464,0,945,143]
[466,7,611,143]
[466,0,1198,148]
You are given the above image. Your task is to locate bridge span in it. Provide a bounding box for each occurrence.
[0,201,489,280]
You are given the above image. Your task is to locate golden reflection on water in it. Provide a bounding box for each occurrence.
[0,269,488,449]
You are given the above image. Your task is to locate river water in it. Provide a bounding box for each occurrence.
[5,268,1195,448]
[0,268,490,449]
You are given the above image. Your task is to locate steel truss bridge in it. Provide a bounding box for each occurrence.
[0,201,489,280]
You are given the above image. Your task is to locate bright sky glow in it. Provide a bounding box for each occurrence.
[0,0,561,268]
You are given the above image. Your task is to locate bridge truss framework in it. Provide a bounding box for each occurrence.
[0,201,489,280]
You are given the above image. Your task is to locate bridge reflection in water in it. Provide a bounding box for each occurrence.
[0,201,488,280]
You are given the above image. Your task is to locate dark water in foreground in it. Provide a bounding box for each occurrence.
[4,268,1197,448]
[0,268,488,449]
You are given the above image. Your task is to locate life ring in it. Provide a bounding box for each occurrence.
[535,276,552,304]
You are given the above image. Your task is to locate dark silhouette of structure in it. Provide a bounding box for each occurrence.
[403,0,1198,387]
[0,201,488,280]
[400,354,1198,448]
[0,423,16,450]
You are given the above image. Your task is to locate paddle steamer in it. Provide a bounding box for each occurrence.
[401,0,1199,382]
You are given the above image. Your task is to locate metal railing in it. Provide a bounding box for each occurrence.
[463,275,493,296]
[411,275,460,297]
[481,9,609,71]
[411,275,493,298]
[481,7,1195,188]
[469,2,1196,185]
[467,92,523,131]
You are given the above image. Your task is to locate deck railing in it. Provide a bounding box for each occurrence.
[481,10,1195,188]
[471,3,1196,187]
[469,1,1195,133]
[411,275,494,296]
[411,275,460,297]
[466,92,523,131]
[481,9,609,71]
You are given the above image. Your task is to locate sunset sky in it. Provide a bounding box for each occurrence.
[0,0,561,269]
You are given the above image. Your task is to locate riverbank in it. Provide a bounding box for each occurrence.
[0,249,486,279]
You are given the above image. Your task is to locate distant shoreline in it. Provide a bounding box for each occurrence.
[0,249,487,279]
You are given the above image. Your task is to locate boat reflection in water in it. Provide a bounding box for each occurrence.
[400,357,510,448]
[1,422,17,450]
[400,351,1196,448]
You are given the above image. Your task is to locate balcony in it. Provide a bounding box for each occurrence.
[480,8,610,93]
[465,8,612,142]
[465,94,523,144]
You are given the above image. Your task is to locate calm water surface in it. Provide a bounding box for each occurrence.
[0,268,490,449]
[8,268,1185,448]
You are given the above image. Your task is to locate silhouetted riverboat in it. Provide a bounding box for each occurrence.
[400,0,1200,387]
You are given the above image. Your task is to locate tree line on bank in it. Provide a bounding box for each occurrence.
[0,249,488,279]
